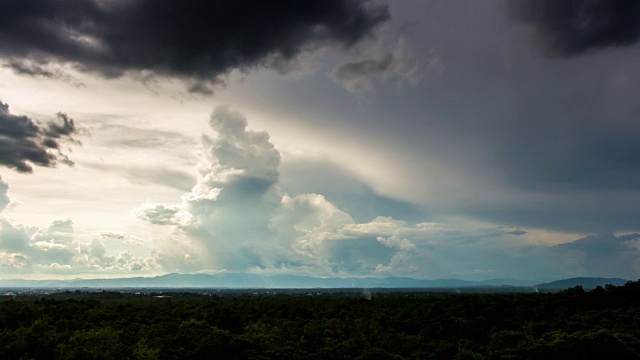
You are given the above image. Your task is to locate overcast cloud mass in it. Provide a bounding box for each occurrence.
[0,0,638,282]
[511,0,640,56]
[0,0,388,92]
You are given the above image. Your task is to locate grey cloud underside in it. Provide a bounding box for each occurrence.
[511,0,640,56]
[0,101,78,173]
[279,157,427,223]
[0,0,389,83]
[330,52,393,92]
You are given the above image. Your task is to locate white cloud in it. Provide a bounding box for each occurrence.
[0,214,161,275]
[377,235,416,251]
[271,193,354,245]
[32,241,69,251]
[136,107,609,279]
[0,252,29,269]
[135,203,181,226]
[0,105,632,280]
[47,263,72,270]
[340,216,408,238]
[137,107,426,275]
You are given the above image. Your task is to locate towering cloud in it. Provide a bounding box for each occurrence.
[0,101,78,173]
[0,0,389,88]
[165,107,293,270]
[137,107,422,275]
[511,0,640,56]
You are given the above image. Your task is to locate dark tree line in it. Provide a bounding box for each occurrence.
[2,281,640,359]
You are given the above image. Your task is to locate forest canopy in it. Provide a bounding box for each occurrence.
[2,281,640,359]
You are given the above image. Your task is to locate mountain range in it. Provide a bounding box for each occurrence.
[533,277,629,290]
[0,273,631,290]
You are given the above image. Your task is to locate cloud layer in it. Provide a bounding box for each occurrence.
[511,0,640,56]
[0,105,636,280]
[134,107,640,280]
[0,0,389,88]
[0,178,159,274]
[138,107,420,275]
[2,2,639,281]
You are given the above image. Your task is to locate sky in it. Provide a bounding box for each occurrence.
[0,0,639,282]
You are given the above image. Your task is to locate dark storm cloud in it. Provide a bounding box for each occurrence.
[511,0,640,56]
[0,101,78,173]
[0,0,389,84]
[554,233,640,278]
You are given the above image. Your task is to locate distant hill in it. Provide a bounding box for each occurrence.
[0,273,536,289]
[4,274,630,291]
[535,277,629,290]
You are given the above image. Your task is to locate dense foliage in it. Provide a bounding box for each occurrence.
[2,282,640,359]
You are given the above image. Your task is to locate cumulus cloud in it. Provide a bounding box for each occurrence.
[0,100,79,173]
[136,203,181,226]
[271,193,357,267]
[130,107,640,280]
[173,107,289,270]
[511,0,640,56]
[0,214,160,274]
[0,219,75,271]
[377,234,416,251]
[138,107,424,275]
[0,0,389,90]
[374,230,417,274]
[0,252,28,269]
[76,238,159,272]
